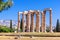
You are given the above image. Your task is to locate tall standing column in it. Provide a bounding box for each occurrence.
[22,12,25,32]
[30,14,34,32]
[18,12,20,32]
[43,11,46,32]
[26,12,31,32]
[44,11,46,32]
[41,11,46,32]
[36,11,40,32]
[50,10,52,32]
[41,12,44,32]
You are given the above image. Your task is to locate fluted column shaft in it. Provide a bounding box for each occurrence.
[22,13,25,32]
[41,12,44,32]
[26,13,30,32]
[36,12,40,32]
[18,12,20,32]
[41,11,46,32]
[44,11,46,32]
[50,10,52,32]
[30,14,34,32]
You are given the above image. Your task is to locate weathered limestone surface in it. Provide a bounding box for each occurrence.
[41,12,44,32]
[36,11,40,32]
[43,11,46,32]
[30,14,34,32]
[41,11,46,32]
[22,13,25,32]
[18,12,20,32]
[26,12,31,32]
[50,10,52,32]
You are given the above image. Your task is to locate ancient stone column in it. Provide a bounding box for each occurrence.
[36,11,40,32]
[26,11,31,32]
[50,10,52,32]
[18,12,20,32]
[26,15,27,32]
[41,11,46,32]
[30,14,34,32]
[41,11,44,32]
[22,12,25,32]
[44,11,46,32]
[43,11,46,32]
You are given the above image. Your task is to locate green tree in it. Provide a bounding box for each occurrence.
[46,26,50,32]
[20,19,22,32]
[0,0,13,12]
[56,19,60,32]
[10,20,12,29]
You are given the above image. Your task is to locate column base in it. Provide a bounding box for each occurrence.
[42,30,46,33]
[50,30,53,33]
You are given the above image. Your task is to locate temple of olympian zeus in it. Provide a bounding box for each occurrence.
[17,8,52,32]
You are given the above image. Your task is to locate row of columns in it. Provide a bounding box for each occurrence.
[41,8,52,32]
[18,8,52,32]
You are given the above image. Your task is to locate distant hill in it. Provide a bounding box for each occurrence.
[0,20,17,28]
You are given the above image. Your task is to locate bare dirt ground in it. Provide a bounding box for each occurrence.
[0,32,60,40]
[0,36,60,40]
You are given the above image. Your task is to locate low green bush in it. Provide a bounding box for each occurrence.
[0,26,14,33]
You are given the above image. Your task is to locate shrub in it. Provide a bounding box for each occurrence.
[0,26,14,33]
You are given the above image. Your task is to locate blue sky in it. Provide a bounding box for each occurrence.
[0,0,60,26]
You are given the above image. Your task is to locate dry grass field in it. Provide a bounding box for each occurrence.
[0,32,60,40]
